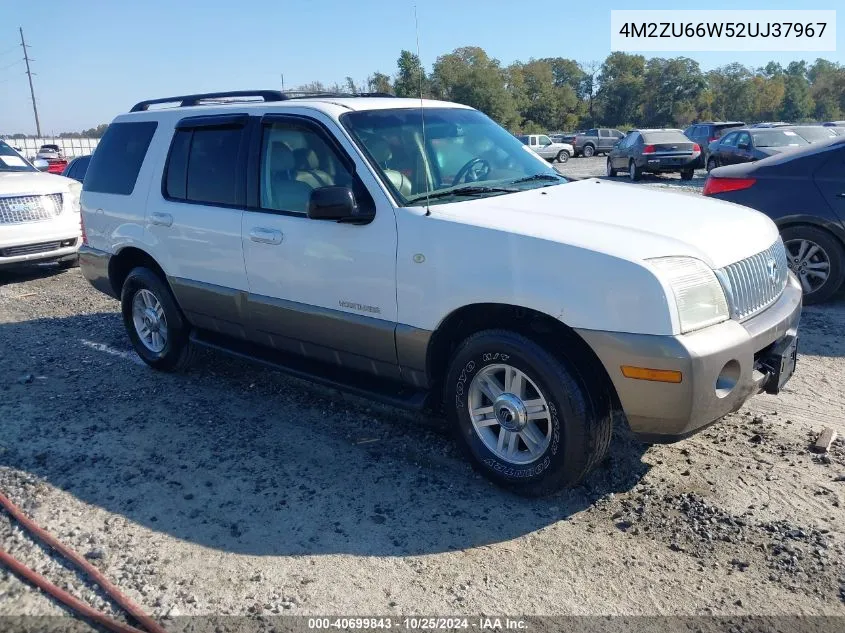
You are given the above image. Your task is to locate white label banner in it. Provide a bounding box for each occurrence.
[610,10,836,52]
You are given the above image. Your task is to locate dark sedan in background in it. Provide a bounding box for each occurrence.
[606,128,700,181]
[703,136,845,304]
[705,128,809,171]
[60,154,91,182]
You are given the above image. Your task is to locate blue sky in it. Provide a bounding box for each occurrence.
[1,0,842,134]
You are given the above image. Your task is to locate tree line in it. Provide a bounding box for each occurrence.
[307,48,845,133]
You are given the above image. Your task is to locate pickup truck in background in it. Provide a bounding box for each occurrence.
[573,128,625,157]
[516,134,573,163]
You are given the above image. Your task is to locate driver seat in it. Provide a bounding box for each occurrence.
[365,137,412,197]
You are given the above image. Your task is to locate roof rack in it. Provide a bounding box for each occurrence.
[130,90,397,112]
[280,91,396,99]
[130,90,286,112]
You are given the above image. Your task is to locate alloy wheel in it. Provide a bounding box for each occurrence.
[467,363,552,465]
[131,288,168,353]
[785,238,831,294]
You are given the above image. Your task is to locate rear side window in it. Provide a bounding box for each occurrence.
[83,121,157,195]
[164,124,244,206]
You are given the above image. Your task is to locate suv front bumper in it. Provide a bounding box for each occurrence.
[576,273,802,442]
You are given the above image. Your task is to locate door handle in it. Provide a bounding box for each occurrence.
[249,228,283,245]
[150,212,173,227]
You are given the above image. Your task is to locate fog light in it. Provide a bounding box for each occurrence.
[715,360,741,398]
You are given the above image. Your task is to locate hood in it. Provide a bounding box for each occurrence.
[0,170,75,195]
[430,178,779,269]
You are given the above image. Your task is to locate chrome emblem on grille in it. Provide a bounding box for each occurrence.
[766,257,778,285]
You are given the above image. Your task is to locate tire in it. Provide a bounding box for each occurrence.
[120,267,197,371]
[444,329,612,497]
[680,168,694,181]
[582,144,595,158]
[556,150,570,164]
[706,157,717,172]
[606,158,616,177]
[628,160,642,182]
[781,225,845,305]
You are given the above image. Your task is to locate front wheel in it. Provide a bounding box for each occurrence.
[606,158,616,177]
[706,157,718,172]
[445,330,612,497]
[782,226,845,305]
[557,150,570,164]
[121,267,196,371]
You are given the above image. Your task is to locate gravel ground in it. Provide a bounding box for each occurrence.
[1,169,845,626]
[554,155,707,195]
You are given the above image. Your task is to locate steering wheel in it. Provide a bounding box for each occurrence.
[453,157,491,184]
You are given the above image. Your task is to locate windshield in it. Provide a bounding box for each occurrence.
[751,130,810,148]
[0,141,36,172]
[793,127,837,143]
[341,107,566,206]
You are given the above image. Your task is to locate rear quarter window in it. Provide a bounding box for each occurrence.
[83,121,157,195]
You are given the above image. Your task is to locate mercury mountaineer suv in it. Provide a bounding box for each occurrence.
[79,90,802,496]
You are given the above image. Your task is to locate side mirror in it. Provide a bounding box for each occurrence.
[308,186,374,224]
[32,158,50,171]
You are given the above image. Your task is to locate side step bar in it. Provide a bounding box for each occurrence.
[190,330,430,412]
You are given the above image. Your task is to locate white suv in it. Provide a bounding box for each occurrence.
[79,91,801,496]
[0,140,82,270]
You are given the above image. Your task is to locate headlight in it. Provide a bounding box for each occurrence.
[648,257,729,334]
[66,181,82,214]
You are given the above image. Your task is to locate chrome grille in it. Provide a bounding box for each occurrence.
[718,237,789,321]
[0,193,63,224]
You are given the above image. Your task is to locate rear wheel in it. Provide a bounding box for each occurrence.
[680,168,694,181]
[582,144,595,158]
[557,150,570,164]
[781,226,845,305]
[121,267,196,371]
[629,160,642,181]
[444,330,612,497]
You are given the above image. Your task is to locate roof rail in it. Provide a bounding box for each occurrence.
[130,90,286,112]
[280,91,396,99]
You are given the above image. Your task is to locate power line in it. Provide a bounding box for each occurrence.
[0,59,22,72]
[19,27,41,137]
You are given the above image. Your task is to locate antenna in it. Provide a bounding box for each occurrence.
[414,5,431,215]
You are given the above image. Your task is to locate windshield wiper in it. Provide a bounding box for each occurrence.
[406,185,518,204]
[509,173,565,185]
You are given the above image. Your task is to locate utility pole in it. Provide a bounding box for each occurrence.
[19,27,41,137]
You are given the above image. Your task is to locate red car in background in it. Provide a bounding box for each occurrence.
[34,144,69,174]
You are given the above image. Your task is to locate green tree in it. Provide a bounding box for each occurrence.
[707,64,754,121]
[367,72,393,94]
[808,59,845,120]
[642,57,705,126]
[596,52,645,125]
[431,47,518,127]
[394,50,429,98]
[780,74,814,121]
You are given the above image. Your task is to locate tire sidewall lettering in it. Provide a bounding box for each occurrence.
[453,349,561,481]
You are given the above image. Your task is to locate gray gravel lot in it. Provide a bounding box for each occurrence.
[554,155,706,195]
[1,160,845,624]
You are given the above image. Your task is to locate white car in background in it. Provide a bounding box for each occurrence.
[0,140,82,270]
[516,133,573,163]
